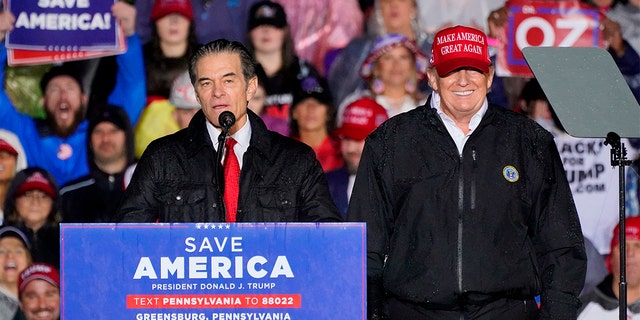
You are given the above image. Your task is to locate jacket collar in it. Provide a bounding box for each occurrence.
[423,94,498,130]
[184,109,275,166]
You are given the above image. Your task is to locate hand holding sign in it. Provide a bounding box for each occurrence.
[0,10,15,42]
[111,1,136,37]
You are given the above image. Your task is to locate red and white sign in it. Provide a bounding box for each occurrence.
[496,0,604,77]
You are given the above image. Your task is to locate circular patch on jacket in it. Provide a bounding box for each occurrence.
[57,143,73,160]
[503,166,519,182]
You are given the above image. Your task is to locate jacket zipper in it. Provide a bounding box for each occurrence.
[471,148,477,210]
[457,153,464,295]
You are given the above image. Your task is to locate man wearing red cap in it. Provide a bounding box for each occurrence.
[348,25,586,319]
[578,216,640,319]
[14,263,60,320]
[326,97,387,218]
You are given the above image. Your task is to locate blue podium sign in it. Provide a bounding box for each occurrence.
[61,223,366,319]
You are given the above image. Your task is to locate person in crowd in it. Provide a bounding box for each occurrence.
[144,0,200,104]
[347,25,586,319]
[13,263,59,320]
[0,3,146,186]
[273,0,364,75]
[136,0,261,45]
[339,33,428,122]
[328,0,432,108]
[325,97,387,218]
[579,216,640,318]
[603,0,640,103]
[117,39,341,223]
[60,106,135,223]
[608,0,640,55]
[3,168,61,269]
[418,0,504,36]
[134,71,201,158]
[0,227,31,319]
[0,131,27,224]
[289,76,343,172]
[245,0,324,136]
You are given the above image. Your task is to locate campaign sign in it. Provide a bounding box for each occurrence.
[497,0,603,77]
[61,223,366,320]
[7,27,126,66]
[6,0,119,51]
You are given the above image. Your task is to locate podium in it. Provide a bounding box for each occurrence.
[61,223,366,319]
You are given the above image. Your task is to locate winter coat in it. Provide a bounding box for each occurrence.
[348,98,586,319]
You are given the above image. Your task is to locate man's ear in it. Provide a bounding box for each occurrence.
[486,66,495,90]
[246,76,258,101]
[426,69,439,91]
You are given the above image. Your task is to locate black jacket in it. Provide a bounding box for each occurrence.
[347,98,586,319]
[117,110,341,223]
[60,169,127,223]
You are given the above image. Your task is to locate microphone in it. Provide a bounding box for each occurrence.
[218,111,236,132]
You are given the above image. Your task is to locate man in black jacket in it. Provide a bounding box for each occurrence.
[60,105,135,223]
[117,39,341,223]
[347,25,586,319]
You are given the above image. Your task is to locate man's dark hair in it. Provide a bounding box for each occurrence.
[188,39,257,85]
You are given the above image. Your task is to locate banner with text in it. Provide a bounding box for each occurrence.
[555,133,638,254]
[497,0,604,77]
[5,0,124,66]
[61,223,366,320]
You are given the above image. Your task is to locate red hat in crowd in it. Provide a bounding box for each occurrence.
[18,263,60,297]
[15,171,56,198]
[361,34,429,81]
[0,139,18,156]
[151,0,194,21]
[336,98,388,141]
[429,25,492,77]
[605,216,640,272]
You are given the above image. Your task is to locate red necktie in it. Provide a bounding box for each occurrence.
[223,138,240,222]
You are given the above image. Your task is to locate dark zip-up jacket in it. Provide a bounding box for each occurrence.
[117,109,341,223]
[347,98,586,319]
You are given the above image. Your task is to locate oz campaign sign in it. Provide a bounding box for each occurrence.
[497,0,603,77]
[61,223,366,320]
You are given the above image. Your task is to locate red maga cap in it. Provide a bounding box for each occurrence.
[336,97,388,141]
[0,139,18,156]
[151,0,194,21]
[15,171,55,198]
[19,263,60,296]
[429,25,492,77]
[606,216,640,272]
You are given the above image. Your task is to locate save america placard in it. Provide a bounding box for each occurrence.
[61,223,365,320]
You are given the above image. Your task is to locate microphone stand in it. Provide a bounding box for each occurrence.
[216,129,229,217]
[604,132,632,320]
